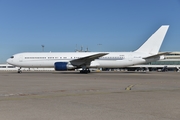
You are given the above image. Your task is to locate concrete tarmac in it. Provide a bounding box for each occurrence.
[0,71,180,120]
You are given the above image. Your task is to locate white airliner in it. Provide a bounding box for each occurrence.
[7,25,169,73]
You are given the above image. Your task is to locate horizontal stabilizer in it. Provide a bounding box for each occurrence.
[143,52,171,59]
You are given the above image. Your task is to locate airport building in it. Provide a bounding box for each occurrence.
[0,52,180,72]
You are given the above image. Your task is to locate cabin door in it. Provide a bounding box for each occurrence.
[19,55,23,62]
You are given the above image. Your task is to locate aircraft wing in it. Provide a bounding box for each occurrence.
[143,52,171,59]
[70,53,108,66]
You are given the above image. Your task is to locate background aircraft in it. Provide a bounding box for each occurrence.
[7,25,169,73]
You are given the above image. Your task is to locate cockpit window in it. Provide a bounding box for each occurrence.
[10,56,14,58]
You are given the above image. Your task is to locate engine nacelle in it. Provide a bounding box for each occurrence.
[54,62,75,71]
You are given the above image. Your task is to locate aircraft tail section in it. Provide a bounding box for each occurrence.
[135,25,169,55]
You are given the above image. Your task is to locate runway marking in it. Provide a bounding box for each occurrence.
[0,91,111,102]
[1,87,180,102]
[125,85,135,90]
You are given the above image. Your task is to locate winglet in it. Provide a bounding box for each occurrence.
[135,25,169,55]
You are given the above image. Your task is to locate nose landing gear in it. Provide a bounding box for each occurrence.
[18,67,22,73]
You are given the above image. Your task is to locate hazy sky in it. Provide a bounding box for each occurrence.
[0,0,180,63]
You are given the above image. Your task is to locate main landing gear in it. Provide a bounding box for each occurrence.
[80,69,91,74]
[18,67,22,73]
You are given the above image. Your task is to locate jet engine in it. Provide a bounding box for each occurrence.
[54,62,75,71]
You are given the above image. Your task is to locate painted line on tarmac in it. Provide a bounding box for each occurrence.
[125,85,135,90]
[0,91,112,102]
[1,88,180,102]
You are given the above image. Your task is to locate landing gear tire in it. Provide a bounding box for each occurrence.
[18,70,22,73]
[17,68,22,73]
[80,69,91,74]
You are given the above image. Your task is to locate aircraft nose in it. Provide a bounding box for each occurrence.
[7,58,12,64]
[6,58,10,63]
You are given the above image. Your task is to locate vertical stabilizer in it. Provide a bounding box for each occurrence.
[135,25,169,55]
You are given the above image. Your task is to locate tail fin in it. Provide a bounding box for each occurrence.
[135,25,169,55]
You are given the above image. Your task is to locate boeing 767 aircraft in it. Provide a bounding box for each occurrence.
[7,25,169,73]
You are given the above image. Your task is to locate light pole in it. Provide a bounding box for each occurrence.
[42,45,44,52]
